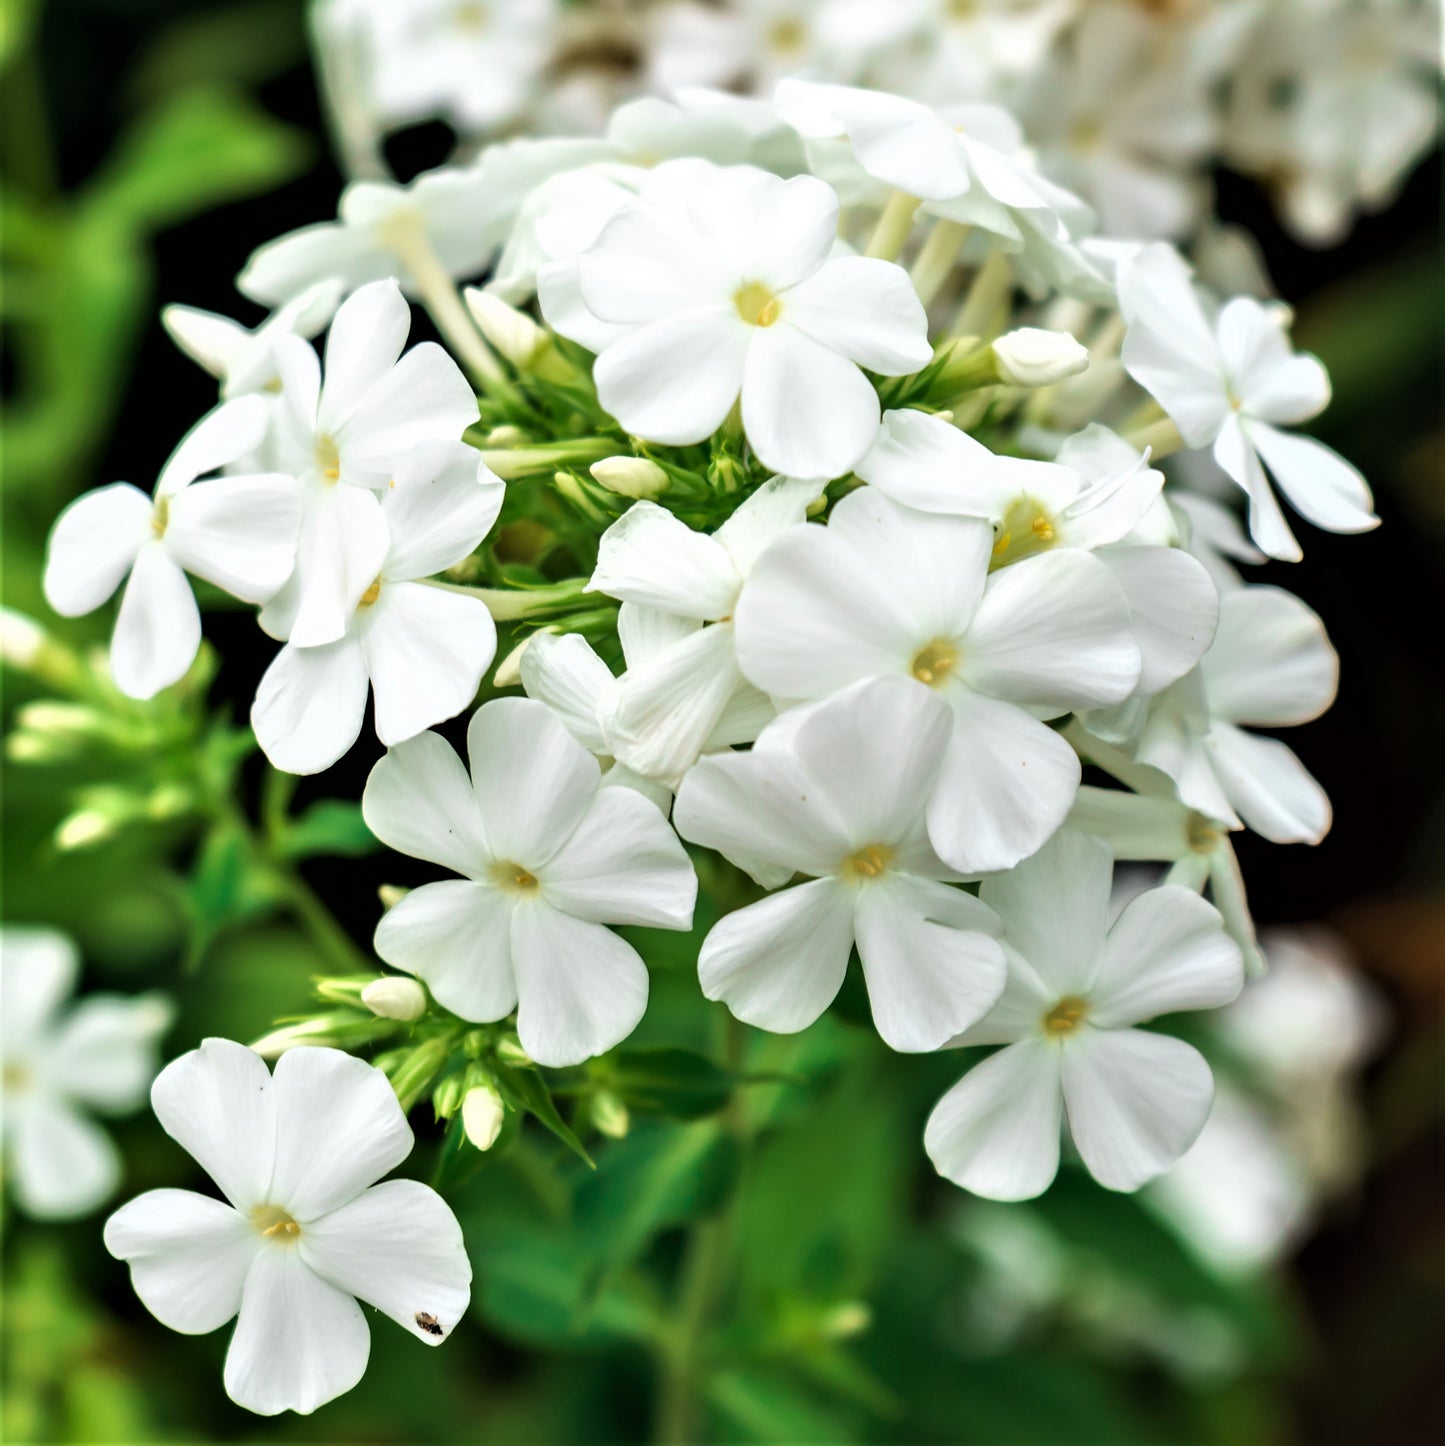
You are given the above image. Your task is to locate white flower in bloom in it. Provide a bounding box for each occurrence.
[361,699,697,1066]
[162,281,342,400]
[43,397,301,700]
[547,159,931,478]
[735,485,1140,873]
[1129,584,1338,845]
[583,477,822,784]
[674,678,1006,1052]
[858,413,1217,695]
[253,444,503,775]
[104,1040,470,1416]
[260,280,478,648]
[1120,243,1377,561]
[1,927,171,1219]
[925,830,1243,1200]
[238,166,511,306]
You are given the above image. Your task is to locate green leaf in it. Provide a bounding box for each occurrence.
[706,1368,861,1445]
[609,1046,735,1119]
[126,0,308,104]
[493,1061,594,1166]
[277,799,381,861]
[178,818,276,965]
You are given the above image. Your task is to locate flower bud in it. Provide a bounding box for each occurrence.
[591,1089,630,1140]
[590,456,670,500]
[991,328,1089,388]
[0,608,46,669]
[432,1073,466,1119]
[378,884,409,911]
[462,1084,506,1150]
[494,1036,532,1068]
[465,288,549,369]
[820,1301,872,1339]
[361,976,428,1022]
[492,634,539,690]
[251,1017,341,1059]
[485,424,528,448]
[54,809,115,851]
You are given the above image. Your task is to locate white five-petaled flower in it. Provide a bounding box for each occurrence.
[1127,584,1339,845]
[104,1039,471,1416]
[253,443,504,775]
[42,397,301,700]
[858,412,1220,697]
[583,477,823,785]
[260,279,479,648]
[674,678,1006,1052]
[925,830,1244,1201]
[1119,242,1378,562]
[546,158,932,479]
[361,698,698,1067]
[1,927,172,1220]
[734,485,1141,873]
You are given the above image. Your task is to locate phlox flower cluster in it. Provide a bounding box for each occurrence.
[29,67,1381,1418]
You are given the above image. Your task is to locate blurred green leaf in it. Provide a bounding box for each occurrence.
[706,1367,860,1445]
[494,1060,594,1166]
[278,799,381,860]
[609,1046,735,1120]
[127,0,308,104]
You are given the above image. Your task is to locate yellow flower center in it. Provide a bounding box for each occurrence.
[990,496,1059,569]
[910,639,959,688]
[315,434,341,483]
[490,860,540,894]
[734,281,783,328]
[359,577,383,608]
[250,1204,302,1242]
[841,843,893,882]
[1041,996,1090,1038]
[151,495,170,538]
[1186,812,1222,853]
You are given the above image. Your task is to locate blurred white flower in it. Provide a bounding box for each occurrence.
[105,1040,470,1416]
[2,927,171,1219]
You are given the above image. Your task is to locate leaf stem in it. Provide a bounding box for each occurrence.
[864,190,919,262]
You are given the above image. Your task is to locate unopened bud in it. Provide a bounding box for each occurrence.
[591,1089,630,1139]
[466,288,549,369]
[55,809,115,851]
[553,471,608,523]
[361,975,427,1022]
[0,608,46,668]
[485,424,528,448]
[432,1073,466,1119]
[144,782,193,821]
[16,702,105,739]
[251,1017,338,1059]
[462,1084,506,1150]
[590,456,670,500]
[492,633,538,690]
[819,1301,872,1339]
[991,328,1089,388]
[378,884,409,911]
[495,1036,532,1068]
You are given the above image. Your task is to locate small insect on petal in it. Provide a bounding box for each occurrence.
[415,1312,445,1336]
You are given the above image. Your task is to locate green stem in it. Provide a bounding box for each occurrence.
[864,190,919,261]
[910,220,970,308]
[1123,416,1185,460]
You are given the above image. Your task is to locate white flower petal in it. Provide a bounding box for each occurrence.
[374,880,517,1023]
[150,1038,277,1214]
[104,1188,259,1333]
[1212,416,1301,563]
[156,396,269,497]
[9,1097,119,1219]
[1202,586,1337,727]
[782,256,931,374]
[268,1046,412,1221]
[1206,723,1332,845]
[854,874,1006,1053]
[1216,298,1329,425]
[1091,886,1243,1028]
[164,474,302,604]
[588,502,740,619]
[0,926,77,1046]
[467,698,600,868]
[43,483,153,618]
[317,280,412,437]
[382,446,505,580]
[541,786,696,928]
[300,1179,471,1346]
[223,1247,370,1416]
[47,992,172,1112]
[1246,422,1379,537]
[696,879,855,1035]
[110,544,201,700]
[362,731,491,877]
[519,632,612,753]
[1097,544,1219,695]
[711,474,825,577]
[361,583,495,748]
[928,694,1082,875]
[238,221,381,307]
[924,1041,1063,1202]
[509,902,649,1067]
[1061,1028,1214,1192]
[252,637,369,776]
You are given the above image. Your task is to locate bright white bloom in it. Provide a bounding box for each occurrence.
[362,699,697,1066]
[1127,584,1338,845]
[547,159,931,478]
[239,166,512,306]
[253,444,503,775]
[2,927,171,1220]
[991,327,1089,387]
[43,397,300,700]
[925,830,1243,1200]
[736,485,1141,872]
[1120,243,1377,561]
[583,477,822,784]
[104,1040,470,1416]
[260,280,478,648]
[858,413,1217,696]
[675,678,1006,1052]
[162,281,342,400]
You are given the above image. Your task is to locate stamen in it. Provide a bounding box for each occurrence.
[359,578,383,607]
[734,281,782,328]
[151,496,170,538]
[841,843,893,882]
[1041,996,1089,1038]
[910,639,959,687]
[250,1204,302,1242]
[489,860,540,894]
[991,496,1059,568]
[315,435,342,483]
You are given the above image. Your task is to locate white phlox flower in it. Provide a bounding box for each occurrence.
[361,699,698,1066]
[43,396,301,700]
[583,476,823,785]
[1,927,172,1220]
[1120,243,1378,561]
[544,158,932,478]
[734,484,1141,873]
[648,1,829,95]
[104,1039,471,1416]
[1123,583,1339,845]
[858,412,1219,695]
[925,829,1244,1200]
[674,677,1007,1052]
[260,279,479,648]
[162,280,343,401]
[252,443,504,775]
[1169,489,1265,595]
